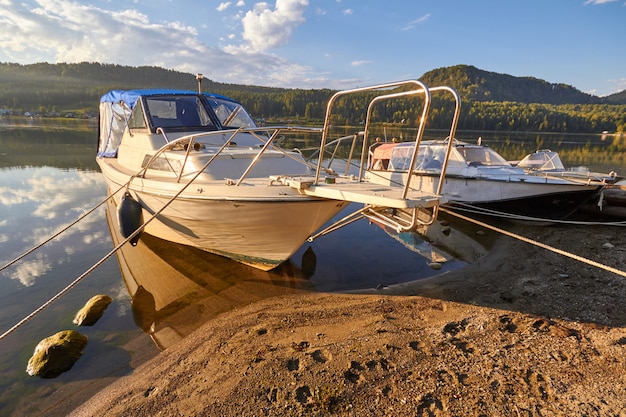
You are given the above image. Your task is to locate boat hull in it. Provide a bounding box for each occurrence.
[454,187,600,220]
[98,155,349,270]
[107,186,347,270]
[367,171,602,221]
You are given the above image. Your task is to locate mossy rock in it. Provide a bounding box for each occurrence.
[73,294,112,326]
[26,330,88,378]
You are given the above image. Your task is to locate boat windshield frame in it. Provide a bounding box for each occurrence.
[202,96,258,129]
[454,144,512,167]
[141,95,220,133]
[517,150,566,171]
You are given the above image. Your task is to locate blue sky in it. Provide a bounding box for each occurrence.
[0,0,624,96]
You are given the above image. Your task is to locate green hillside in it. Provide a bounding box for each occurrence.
[0,62,624,133]
[421,64,606,105]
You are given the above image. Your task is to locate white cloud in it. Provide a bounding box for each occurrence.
[607,77,626,95]
[402,14,431,31]
[0,0,333,88]
[583,0,617,4]
[342,8,353,15]
[217,2,232,12]
[240,0,308,51]
[0,0,200,64]
[351,60,370,67]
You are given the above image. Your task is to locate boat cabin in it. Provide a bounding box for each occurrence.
[369,140,513,173]
[97,90,258,158]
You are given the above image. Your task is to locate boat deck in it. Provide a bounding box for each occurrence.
[274,176,445,209]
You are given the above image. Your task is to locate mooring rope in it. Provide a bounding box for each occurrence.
[440,207,626,278]
[0,225,139,341]
[0,180,131,274]
[0,153,219,341]
[450,202,626,226]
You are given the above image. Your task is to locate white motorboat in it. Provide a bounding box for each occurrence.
[515,149,626,219]
[365,138,605,221]
[97,81,458,270]
[515,149,620,184]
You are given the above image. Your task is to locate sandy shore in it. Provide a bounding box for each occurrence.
[71,222,626,416]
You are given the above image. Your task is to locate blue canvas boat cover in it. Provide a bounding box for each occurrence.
[100,89,240,109]
[97,89,241,157]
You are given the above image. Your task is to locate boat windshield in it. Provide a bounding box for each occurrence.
[455,145,511,166]
[145,96,216,131]
[204,97,257,128]
[517,151,565,171]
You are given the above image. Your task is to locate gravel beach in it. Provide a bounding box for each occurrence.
[70,222,626,416]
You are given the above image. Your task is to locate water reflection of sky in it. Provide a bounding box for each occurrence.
[0,166,109,288]
[0,163,142,415]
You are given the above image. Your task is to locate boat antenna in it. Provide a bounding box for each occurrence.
[196,73,204,93]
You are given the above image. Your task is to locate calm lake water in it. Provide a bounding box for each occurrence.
[0,118,623,416]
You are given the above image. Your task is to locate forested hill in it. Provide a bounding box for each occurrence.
[0,62,296,112]
[1,62,624,109]
[421,65,611,105]
[0,62,624,133]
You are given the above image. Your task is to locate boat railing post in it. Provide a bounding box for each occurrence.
[344,132,359,176]
[318,80,431,186]
[235,128,283,186]
[177,135,197,182]
[427,86,461,198]
[156,127,171,143]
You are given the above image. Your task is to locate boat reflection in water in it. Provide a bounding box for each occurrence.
[379,214,489,266]
[106,195,488,350]
[105,196,316,350]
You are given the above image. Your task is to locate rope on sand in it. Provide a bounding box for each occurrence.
[441,207,626,279]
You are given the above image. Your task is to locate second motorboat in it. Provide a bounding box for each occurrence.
[366,138,605,221]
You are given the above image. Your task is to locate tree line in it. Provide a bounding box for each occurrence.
[0,62,624,133]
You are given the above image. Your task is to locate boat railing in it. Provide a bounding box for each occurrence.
[138,125,327,184]
[299,132,365,176]
[316,81,430,193]
[138,81,461,230]
[315,82,461,200]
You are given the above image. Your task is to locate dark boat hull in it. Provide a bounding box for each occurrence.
[447,188,601,221]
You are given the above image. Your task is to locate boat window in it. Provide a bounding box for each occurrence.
[204,97,257,128]
[388,145,448,171]
[141,154,181,173]
[146,96,216,130]
[389,145,417,170]
[518,151,565,171]
[457,147,510,166]
[128,100,147,129]
[422,146,445,170]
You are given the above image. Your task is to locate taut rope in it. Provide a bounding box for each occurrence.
[441,207,626,278]
[0,152,221,341]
